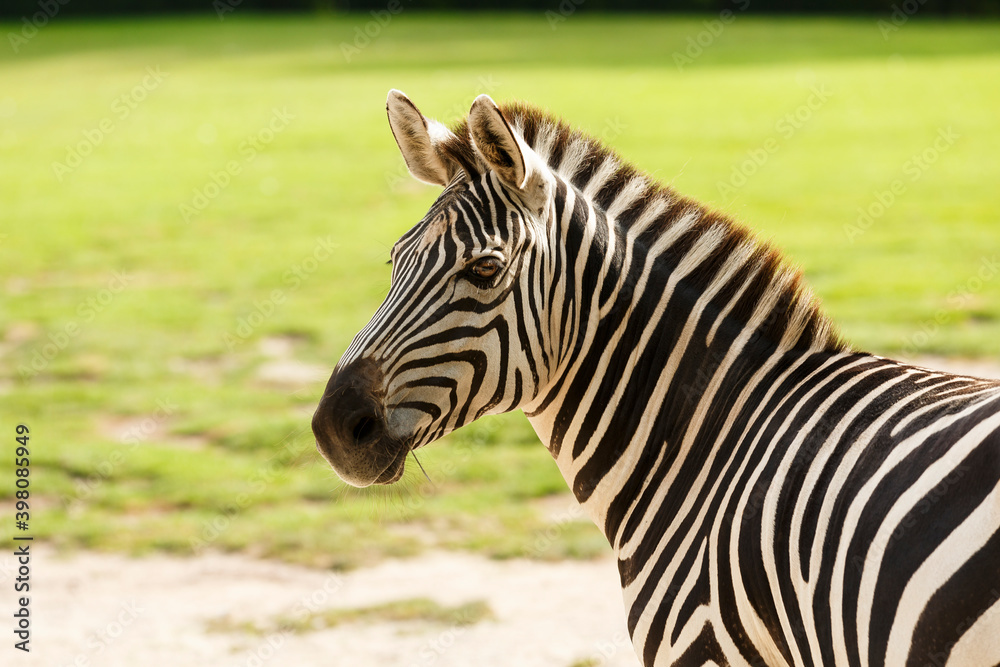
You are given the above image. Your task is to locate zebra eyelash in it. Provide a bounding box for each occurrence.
[461,255,506,287]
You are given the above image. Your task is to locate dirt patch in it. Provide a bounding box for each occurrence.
[167,355,242,386]
[255,359,328,387]
[254,335,330,388]
[14,548,640,667]
[530,493,584,523]
[97,413,208,450]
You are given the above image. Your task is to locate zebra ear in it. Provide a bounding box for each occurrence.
[468,94,535,191]
[386,89,458,187]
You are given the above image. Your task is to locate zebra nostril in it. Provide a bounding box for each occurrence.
[351,415,380,444]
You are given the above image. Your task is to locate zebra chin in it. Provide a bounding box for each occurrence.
[312,357,410,488]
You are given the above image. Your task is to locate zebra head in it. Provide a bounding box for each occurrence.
[313,90,557,487]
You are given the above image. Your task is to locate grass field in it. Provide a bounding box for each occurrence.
[1,13,998,568]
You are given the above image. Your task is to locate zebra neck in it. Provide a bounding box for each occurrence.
[525,180,843,547]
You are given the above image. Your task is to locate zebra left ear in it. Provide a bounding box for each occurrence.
[468,94,544,194]
[387,89,459,187]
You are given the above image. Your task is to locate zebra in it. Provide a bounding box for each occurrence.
[311,90,1000,667]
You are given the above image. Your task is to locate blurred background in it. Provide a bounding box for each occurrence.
[1,1,998,665]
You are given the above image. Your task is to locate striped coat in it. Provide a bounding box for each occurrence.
[312,91,1000,666]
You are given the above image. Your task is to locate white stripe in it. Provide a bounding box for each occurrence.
[582,156,619,200]
[946,593,1000,667]
[868,408,1000,666]
[829,393,1000,667]
[556,137,591,180]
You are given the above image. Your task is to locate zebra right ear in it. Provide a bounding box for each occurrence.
[386,90,458,187]
[468,94,553,214]
[467,94,530,190]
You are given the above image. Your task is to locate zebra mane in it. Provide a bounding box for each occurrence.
[443,101,849,354]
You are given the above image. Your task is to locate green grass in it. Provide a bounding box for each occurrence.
[1,14,998,566]
[207,596,494,634]
[278,597,494,632]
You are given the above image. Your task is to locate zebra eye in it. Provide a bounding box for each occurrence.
[468,256,503,281]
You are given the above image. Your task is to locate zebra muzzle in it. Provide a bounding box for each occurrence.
[312,358,407,487]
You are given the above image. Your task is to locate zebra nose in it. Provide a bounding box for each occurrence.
[312,358,386,463]
[345,408,383,446]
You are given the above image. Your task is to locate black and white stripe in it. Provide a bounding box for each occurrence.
[313,91,1000,666]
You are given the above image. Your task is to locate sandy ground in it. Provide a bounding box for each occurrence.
[7,547,639,667]
[7,355,998,667]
